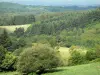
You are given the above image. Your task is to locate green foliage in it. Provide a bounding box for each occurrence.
[0,30,12,50]
[0,46,7,68]
[14,27,24,37]
[0,14,35,26]
[17,44,60,74]
[68,50,85,66]
[95,45,100,58]
[13,48,24,56]
[1,52,16,71]
[86,50,97,61]
[11,37,26,50]
[17,38,26,48]
[0,46,16,71]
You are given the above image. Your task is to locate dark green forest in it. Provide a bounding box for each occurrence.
[0,2,100,75]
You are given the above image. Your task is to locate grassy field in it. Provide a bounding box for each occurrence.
[43,62,100,75]
[0,24,31,33]
[0,62,100,75]
[0,72,19,75]
[58,47,70,65]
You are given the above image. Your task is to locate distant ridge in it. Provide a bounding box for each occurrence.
[0,2,99,13]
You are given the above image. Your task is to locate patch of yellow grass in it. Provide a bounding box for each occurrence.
[58,47,87,65]
[58,47,70,65]
[0,24,31,33]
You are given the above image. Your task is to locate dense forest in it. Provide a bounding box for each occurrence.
[0,2,98,25]
[0,2,100,75]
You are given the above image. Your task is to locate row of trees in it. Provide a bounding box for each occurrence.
[68,45,100,66]
[28,8,100,35]
[0,14,35,25]
[0,42,61,75]
[0,29,26,51]
[25,8,100,48]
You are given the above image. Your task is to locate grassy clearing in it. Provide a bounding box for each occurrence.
[0,24,31,33]
[43,62,100,75]
[58,47,87,65]
[0,72,19,75]
[58,47,70,65]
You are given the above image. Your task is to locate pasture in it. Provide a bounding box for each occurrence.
[43,62,100,75]
[58,47,70,65]
[0,24,31,33]
[0,62,100,75]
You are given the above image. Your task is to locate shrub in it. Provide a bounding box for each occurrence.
[91,58,100,62]
[13,48,24,56]
[0,45,7,70]
[95,45,100,58]
[68,50,85,66]
[14,27,24,37]
[1,52,16,71]
[17,44,60,75]
[86,50,97,61]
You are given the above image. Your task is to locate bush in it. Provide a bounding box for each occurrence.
[14,27,24,37]
[17,44,60,75]
[68,50,85,66]
[1,52,16,71]
[86,50,97,61]
[0,45,7,70]
[13,48,24,56]
[91,58,100,62]
[95,45,100,58]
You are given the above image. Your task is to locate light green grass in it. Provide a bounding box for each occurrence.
[43,62,100,75]
[58,47,87,65]
[0,62,100,75]
[0,72,19,75]
[58,47,70,65]
[0,24,31,33]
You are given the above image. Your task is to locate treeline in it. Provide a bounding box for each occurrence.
[0,2,32,13]
[25,8,100,48]
[45,6,98,12]
[0,2,98,13]
[27,8,100,35]
[0,14,35,25]
[70,8,100,28]
[27,11,84,35]
[0,7,100,74]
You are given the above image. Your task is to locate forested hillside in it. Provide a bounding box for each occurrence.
[0,2,98,13]
[0,2,100,75]
[0,2,98,26]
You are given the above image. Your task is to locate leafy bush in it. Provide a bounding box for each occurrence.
[17,44,60,75]
[0,30,12,50]
[95,45,100,58]
[0,45,7,70]
[14,27,24,37]
[86,50,97,61]
[1,52,16,71]
[91,58,100,62]
[68,50,85,66]
[13,48,24,56]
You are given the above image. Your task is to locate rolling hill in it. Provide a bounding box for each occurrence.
[0,24,31,34]
[0,2,98,14]
[0,62,100,75]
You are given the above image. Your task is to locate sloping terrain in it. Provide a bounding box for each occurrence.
[43,62,100,75]
[0,24,31,33]
[0,62,100,75]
